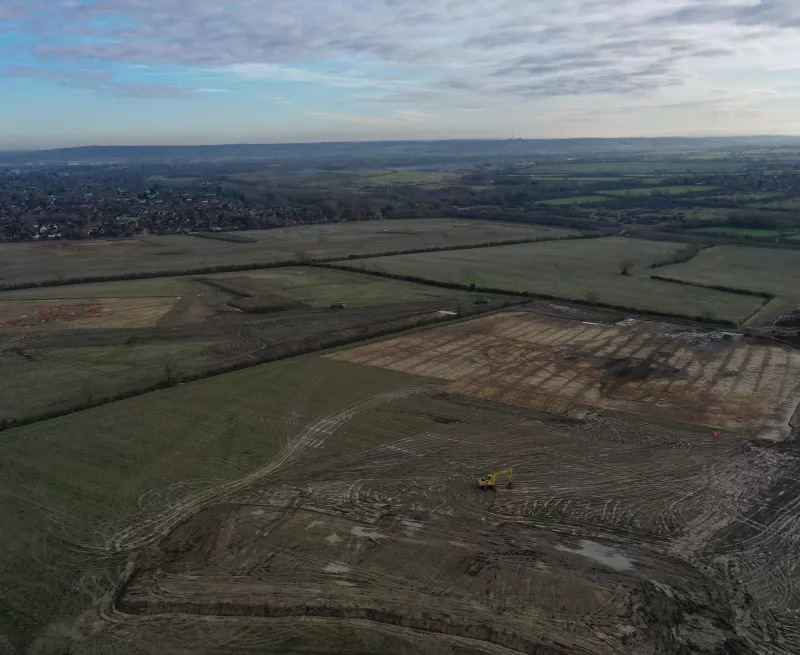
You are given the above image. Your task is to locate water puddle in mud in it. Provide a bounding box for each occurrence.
[556,539,634,571]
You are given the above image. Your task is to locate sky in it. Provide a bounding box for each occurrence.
[2,0,800,148]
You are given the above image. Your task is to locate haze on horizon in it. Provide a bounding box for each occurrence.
[2,0,800,150]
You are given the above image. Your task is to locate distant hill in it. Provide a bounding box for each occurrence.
[2,136,800,166]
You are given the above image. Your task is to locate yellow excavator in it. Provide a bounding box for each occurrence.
[477,468,513,490]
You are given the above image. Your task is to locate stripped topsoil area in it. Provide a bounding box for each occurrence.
[328,311,800,440]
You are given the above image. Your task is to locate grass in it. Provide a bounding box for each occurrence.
[0,219,574,288]
[0,266,489,425]
[0,354,450,647]
[347,237,763,323]
[529,161,746,173]
[687,227,794,238]
[540,195,613,204]
[350,170,456,187]
[600,185,716,197]
[653,245,800,324]
[209,266,478,308]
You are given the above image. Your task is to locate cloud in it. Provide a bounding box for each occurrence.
[1,65,195,98]
[302,108,436,125]
[196,87,231,93]
[5,0,800,108]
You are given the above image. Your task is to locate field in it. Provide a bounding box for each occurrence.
[654,245,800,324]
[0,297,177,332]
[345,237,765,323]
[329,311,800,439]
[3,314,800,653]
[600,185,716,196]
[0,219,572,288]
[687,227,792,238]
[540,195,612,204]
[528,161,746,173]
[0,266,505,424]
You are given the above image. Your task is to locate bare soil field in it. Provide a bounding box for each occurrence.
[0,297,178,332]
[4,354,799,654]
[328,311,800,440]
[0,220,573,287]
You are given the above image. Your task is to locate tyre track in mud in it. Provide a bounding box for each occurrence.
[99,388,426,554]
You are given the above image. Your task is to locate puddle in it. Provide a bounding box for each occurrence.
[324,562,350,574]
[351,526,387,539]
[556,539,634,571]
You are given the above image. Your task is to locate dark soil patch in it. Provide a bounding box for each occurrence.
[228,294,306,313]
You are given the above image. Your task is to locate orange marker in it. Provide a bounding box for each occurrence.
[713,430,721,438]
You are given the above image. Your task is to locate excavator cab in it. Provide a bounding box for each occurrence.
[477,468,513,490]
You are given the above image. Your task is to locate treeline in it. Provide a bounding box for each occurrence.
[649,244,706,269]
[323,263,739,328]
[649,275,774,299]
[0,233,599,291]
[0,298,525,432]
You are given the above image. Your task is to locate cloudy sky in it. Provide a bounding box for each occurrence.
[2,0,800,148]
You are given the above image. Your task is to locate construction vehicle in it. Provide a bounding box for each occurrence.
[329,302,346,309]
[474,297,490,305]
[477,468,513,490]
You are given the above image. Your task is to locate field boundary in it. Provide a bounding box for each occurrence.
[0,299,527,432]
[648,274,775,299]
[0,232,598,292]
[320,262,740,328]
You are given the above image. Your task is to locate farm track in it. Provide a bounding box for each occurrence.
[93,388,426,554]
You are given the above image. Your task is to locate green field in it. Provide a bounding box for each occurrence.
[687,227,792,238]
[529,161,746,173]
[347,237,764,323]
[654,245,800,323]
[350,169,456,187]
[0,219,573,288]
[0,267,488,424]
[0,354,459,646]
[540,195,612,204]
[600,185,716,197]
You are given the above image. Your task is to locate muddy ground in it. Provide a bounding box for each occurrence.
[68,387,800,655]
[9,302,800,654]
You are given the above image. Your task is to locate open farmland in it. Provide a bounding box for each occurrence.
[540,195,612,204]
[599,185,716,196]
[345,237,765,323]
[3,333,800,653]
[0,297,177,332]
[0,267,505,424]
[653,245,800,324]
[0,219,572,288]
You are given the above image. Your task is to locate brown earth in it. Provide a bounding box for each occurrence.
[78,390,798,654]
[0,297,179,332]
[328,311,800,440]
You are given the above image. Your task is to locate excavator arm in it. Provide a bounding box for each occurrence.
[477,468,513,489]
